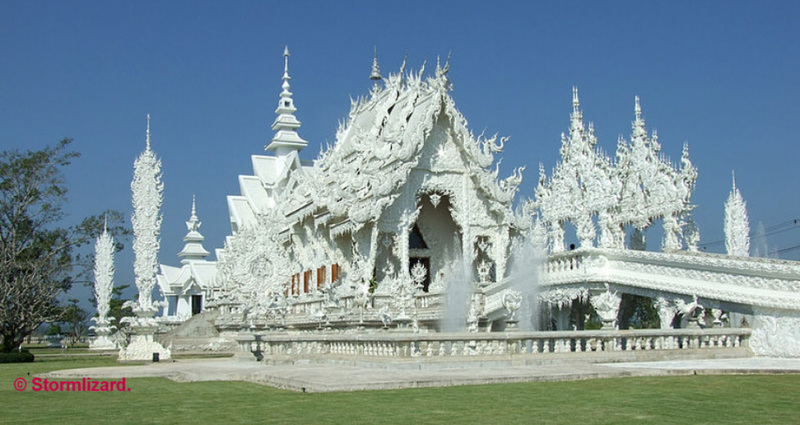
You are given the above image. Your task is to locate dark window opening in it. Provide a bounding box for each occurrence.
[191,295,202,316]
[409,224,428,249]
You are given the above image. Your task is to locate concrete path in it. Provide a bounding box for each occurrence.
[45,357,800,393]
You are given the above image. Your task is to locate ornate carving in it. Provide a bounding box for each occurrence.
[589,285,621,330]
[751,309,800,357]
[725,173,750,257]
[90,223,117,350]
[130,115,163,312]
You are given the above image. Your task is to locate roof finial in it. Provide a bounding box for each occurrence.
[399,51,408,79]
[145,113,151,150]
[634,95,642,122]
[732,170,737,190]
[370,46,382,82]
[283,46,290,77]
[281,46,291,96]
[186,195,200,232]
[266,46,308,154]
[572,87,580,113]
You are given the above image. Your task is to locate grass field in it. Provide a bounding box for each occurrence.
[1,354,799,424]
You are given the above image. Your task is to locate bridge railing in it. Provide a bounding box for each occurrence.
[236,328,750,359]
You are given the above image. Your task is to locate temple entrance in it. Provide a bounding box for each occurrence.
[191,295,202,316]
[408,193,462,292]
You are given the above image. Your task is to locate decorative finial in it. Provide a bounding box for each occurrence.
[572,87,580,108]
[399,51,408,77]
[634,95,642,122]
[186,195,200,232]
[103,214,108,234]
[283,45,290,77]
[732,170,736,190]
[370,46,382,90]
[145,113,151,150]
[266,45,307,153]
[443,51,451,75]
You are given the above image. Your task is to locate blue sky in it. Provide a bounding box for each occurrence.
[3,1,800,310]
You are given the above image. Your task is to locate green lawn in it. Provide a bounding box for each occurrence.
[1,355,798,424]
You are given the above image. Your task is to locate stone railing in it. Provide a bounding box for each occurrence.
[235,328,750,359]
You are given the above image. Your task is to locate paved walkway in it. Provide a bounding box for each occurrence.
[45,357,800,393]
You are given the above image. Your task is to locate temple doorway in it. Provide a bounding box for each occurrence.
[191,295,202,316]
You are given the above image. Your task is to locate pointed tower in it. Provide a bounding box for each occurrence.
[725,171,750,257]
[89,218,117,350]
[178,195,210,264]
[265,46,308,161]
[370,46,382,91]
[131,113,163,312]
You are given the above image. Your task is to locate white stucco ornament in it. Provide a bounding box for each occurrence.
[725,172,750,257]
[120,115,171,361]
[89,221,117,350]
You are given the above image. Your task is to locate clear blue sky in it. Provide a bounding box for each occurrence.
[3,1,800,310]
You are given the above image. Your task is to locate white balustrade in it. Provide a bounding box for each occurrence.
[242,328,750,360]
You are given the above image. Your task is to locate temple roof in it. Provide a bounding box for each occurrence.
[277,60,523,235]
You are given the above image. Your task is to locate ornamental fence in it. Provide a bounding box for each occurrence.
[235,327,750,359]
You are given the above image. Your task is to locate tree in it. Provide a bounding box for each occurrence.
[62,298,87,347]
[0,139,125,352]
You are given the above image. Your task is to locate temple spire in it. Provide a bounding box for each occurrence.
[572,86,580,112]
[179,195,210,264]
[634,95,642,123]
[266,46,308,155]
[370,46,382,90]
[571,87,583,123]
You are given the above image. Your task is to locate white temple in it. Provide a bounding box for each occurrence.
[157,196,216,322]
[141,48,800,359]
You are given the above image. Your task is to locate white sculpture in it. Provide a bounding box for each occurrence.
[725,172,750,257]
[119,115,171,361]
[589,285,621,330]
[130,115,163,313]
[653,297,677,330]
[535,93,697,253]
[502,289,522,322]
[676,295,706,328]
[89,220,117,350]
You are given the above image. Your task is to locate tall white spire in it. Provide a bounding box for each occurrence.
[89,222,117,350]
[93,223,115,325]
[265,46,308,155]
[131,115,163,311]
[725,171,750,257]
[178,195,210,264]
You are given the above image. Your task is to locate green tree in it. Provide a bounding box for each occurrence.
[61,298,87,347]
[0,139,126,352]
[618,294,660,329]
[108,284,134,336]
